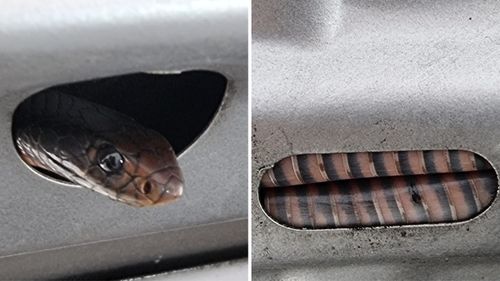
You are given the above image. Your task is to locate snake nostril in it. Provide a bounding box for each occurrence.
[142,181,152,194]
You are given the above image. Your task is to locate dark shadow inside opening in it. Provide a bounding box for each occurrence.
[56,70,227,154]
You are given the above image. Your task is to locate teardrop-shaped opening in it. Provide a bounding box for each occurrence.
[259,150,498,229]
[12,70,227,184]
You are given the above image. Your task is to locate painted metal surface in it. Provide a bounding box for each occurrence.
[252,0,500,279]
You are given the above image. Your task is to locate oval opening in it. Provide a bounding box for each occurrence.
[259,150,498,229]
[12,70,227,184]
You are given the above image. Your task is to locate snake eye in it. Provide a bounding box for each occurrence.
[97,144,124,174]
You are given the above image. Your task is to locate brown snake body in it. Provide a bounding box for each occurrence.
[260,150,497,229]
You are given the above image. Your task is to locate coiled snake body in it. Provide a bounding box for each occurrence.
[13,92,184,207]
[261,150,497,228]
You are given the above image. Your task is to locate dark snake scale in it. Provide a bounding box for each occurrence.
[260,150,497,229]
[13,92,184,207]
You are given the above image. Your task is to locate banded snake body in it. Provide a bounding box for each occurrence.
[13,92,184,207]
[261,150,497,228]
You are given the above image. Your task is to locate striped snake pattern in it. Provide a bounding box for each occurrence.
[260,150,497,229]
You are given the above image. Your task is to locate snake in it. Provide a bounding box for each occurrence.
[260,150,498,229]
[13,91,184,207]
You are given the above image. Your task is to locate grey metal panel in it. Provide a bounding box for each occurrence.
[0,219,246,280]
[142,258,247,281]
[254,256,499,281]
[252,0,500,279]
[0,0,247,278]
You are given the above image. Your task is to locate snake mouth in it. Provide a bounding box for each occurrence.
[149,175,184,206]
[127,171,184,207]
[133,166,184,206]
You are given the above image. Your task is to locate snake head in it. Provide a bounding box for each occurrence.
[13,92,184,207]
[88,131,184,207]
